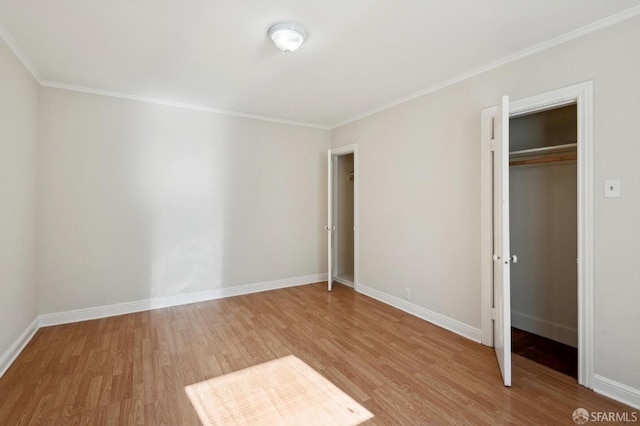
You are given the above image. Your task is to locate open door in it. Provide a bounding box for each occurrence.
[327,152,334,291]
[493,95,512,386]
[483,84,593,388]
[327,145,358,293]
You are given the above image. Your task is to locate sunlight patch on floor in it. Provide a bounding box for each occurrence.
[185,355,373,425]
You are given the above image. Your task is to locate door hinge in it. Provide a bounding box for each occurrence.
[489,307,496,320]
[489,140,496,152]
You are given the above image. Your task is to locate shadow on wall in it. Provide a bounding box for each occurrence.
[134,106,224,298]
[38,91,328,314]
[132,106,324,299]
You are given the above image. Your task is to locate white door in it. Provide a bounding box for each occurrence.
[327,152,334,291]
[493,95,512,386]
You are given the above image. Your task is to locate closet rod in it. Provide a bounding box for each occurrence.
[509,154,577,167]
[509,143,577,157]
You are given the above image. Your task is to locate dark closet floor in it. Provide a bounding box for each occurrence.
[512,327,578,378]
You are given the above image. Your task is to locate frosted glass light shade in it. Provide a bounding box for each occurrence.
[268,23,307,52]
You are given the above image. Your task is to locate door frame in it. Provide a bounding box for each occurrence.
[327,144,359,291]
[480,81,594,388]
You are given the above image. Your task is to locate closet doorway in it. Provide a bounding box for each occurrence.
[509,104,578,378]
[326,145,358,292]
[480,82,594,389]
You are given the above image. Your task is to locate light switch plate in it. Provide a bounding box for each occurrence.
[604,179,621,198]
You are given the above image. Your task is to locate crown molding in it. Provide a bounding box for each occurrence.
[0,21,329,130]
[2,5,640,130]
[0,22,43,83]
[330,5,640,129]
[40,81,331,130]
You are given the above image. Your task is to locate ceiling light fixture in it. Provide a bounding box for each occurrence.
[268,22,307,53]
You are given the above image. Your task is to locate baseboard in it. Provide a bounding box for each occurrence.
[5,278,640,412]
[511,310,577,347]
[334,276,354,288]
[0,317,39,379]
[39,273,327,327]
[356,284,482,343]
[593,375,640,410]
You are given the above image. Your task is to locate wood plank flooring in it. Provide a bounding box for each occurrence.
[0,283,634,425]
[512,327,578,379]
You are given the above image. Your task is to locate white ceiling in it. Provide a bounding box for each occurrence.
[1,0,639,128]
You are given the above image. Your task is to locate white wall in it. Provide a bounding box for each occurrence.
[331,16,640,391]
[337,154,354,278]
[38,87,330,314]
[0,40,39,361]
[510,151,577,347]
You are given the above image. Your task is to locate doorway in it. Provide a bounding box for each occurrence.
[480,82,594,388]
[327,145,359,292]
[333,153,355,287]
[509,104,578,378]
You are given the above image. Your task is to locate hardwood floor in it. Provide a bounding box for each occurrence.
[512,327,578,379]
[0,283,633,425]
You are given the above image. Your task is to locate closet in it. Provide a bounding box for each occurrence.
[334,153,354,287]
[509,104,578,378]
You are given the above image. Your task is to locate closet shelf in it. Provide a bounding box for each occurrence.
[509,143,577,167]
[510,154,577,167]
[509,143,577,159]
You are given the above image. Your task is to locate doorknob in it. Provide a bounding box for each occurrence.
[510,255,518,264]
[493,254,500,261]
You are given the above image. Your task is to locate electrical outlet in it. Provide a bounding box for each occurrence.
[404,288,411,300]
